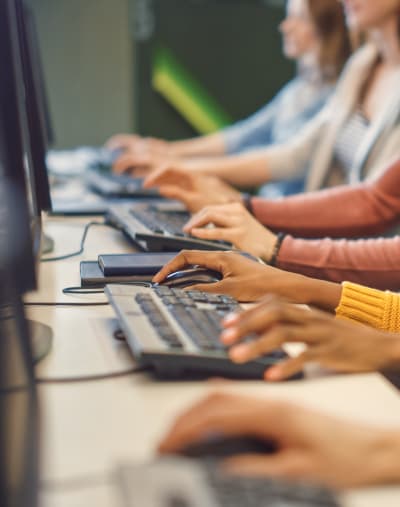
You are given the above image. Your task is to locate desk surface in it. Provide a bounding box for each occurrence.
[34,214,400,507]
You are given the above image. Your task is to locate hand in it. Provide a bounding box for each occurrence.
[220,297,400,380]
[159,392,400,489]
[106,133,170,155]
[152,250,333,304]
[144,167,243,213]
[183,202,277,261]
[111,151,174,176]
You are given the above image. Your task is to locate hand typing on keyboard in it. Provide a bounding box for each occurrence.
[143,167,243,213]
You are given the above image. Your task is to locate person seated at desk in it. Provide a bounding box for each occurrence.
[153,249,400,369]
[145,156,400,290]
[108,0,350,197]
[113,0,400,195]
[159,391,400,489]
[158,292,400,489]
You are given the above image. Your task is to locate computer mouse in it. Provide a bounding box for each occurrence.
[160,267,222,289]
[178,435,276,460]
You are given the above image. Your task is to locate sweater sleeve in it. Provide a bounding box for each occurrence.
[335,282,400,332]
[251,158,400,238]
[277,235,400,291]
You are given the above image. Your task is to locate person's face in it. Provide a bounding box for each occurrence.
[340,0,400,31]
[280,0,320,60]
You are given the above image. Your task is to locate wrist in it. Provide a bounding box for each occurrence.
[263,232,284,265]
[302,277,343,311]
[380,334,400,370]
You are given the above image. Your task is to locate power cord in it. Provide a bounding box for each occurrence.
[24,301,109,307]
[35,365,151,384]
[40,220,108,262]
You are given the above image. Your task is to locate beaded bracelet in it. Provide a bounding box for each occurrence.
[269,232,287,267]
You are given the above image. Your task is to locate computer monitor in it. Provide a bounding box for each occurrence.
[0,0,38,293]
[0,236,39,507]
[0,0,53,361]
[0,174,39,507]
[16,0,52,214]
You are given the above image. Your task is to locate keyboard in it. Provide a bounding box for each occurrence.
[85,166,160,198]
[105,284,299,380]
[107,203,233,252]
[115,460,341,507]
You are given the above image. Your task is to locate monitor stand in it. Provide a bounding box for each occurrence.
[28,320,53,363]
[42,232,55,254]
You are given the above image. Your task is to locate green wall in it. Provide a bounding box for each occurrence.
[30,0,134,149]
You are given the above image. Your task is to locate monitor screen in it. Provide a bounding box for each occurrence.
[0,0,42,279]
[16,0,52,213]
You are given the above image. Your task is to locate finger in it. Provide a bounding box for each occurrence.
[228,325,305,364]
[221,303,311,346]
[144,167,189,188]
[158,394,289,454]
[184,208,237,232]
[190,227,236,243]
[152,251,226,283]
[105,134,138,149]
[265,349,316,381]
[157,186,194,210]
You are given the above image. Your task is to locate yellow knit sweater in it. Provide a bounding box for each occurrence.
[335,282,400,332]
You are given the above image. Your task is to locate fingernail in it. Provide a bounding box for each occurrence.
[222,313,239,326]
[229,344,249,363]
[220,328,238,344]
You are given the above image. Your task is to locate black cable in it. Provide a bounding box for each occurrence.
[63,285,105,295]
[36,365,151,384]
[40,220,106,262]
[24,301,109,307]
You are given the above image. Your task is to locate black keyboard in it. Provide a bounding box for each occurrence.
[115,460,341,507]
[129,206,232,248]
[206,465,340,507]
[129,206,190,236]
[105,284,299,380]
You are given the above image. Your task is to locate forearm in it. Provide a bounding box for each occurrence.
[288,275,342,312]
[251,172,400,238]
[277,236,400,291]
[168,133,226,158]
[181,150,271,187]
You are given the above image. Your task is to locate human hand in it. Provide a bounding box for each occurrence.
[158,392,400,489]
[220,297,400,380]
[153,250,316,303]
[106,133,169,155]
[144,167,242,213]
[183,202,277,261]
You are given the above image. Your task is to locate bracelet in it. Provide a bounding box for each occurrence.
[269,232,286,267]
[241,193,254,215]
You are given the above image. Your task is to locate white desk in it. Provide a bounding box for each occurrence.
[33,214,400,507]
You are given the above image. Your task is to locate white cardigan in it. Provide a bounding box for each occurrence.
[262,44,400,191]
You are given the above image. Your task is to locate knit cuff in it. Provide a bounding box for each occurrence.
[335,282,400,333]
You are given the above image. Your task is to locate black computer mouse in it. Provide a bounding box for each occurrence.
[160,267,222,289]
[178,435,276,460]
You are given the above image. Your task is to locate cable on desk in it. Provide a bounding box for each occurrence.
[40,220,108,262]
[36,365,151,384]
[63,285,105,295]
[62,282,152,295]
[24,301,109,307]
